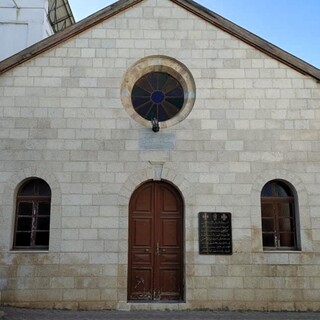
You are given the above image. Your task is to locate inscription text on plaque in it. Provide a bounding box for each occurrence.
[199,212,232,255]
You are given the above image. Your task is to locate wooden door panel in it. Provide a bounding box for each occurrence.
[156,183,183,301]
[132,253,152,264]
[132,218,152,247]
[161,219,180,247]
[128,181,183,302]
[130,268,153,300]
[159,268,181,300]
[160,186,179,212]
[135,185,153,212]
[159,253,180,264]
[129,183,154,301]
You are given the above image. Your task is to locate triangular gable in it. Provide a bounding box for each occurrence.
[0,0,319,81]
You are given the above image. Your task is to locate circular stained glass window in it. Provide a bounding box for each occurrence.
[131,72,184,122]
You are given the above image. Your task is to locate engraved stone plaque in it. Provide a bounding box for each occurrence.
[139,131,176,150]
[199,212,232,255]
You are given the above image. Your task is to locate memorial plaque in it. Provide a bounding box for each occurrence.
[199,212,232,255]
[139,131,176,150]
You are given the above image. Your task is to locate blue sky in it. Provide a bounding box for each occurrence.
[68,0,320,68]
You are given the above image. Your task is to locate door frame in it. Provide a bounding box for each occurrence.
[127,179,185,302]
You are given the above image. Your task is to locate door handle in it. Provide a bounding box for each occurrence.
[156,243,165,255]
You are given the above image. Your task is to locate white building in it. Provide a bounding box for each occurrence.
[0,0,74,61]
[0,0,320,312]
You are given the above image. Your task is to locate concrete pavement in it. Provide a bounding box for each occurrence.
[1,308,320,320]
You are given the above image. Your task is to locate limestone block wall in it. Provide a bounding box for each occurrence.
[0,0,320,311]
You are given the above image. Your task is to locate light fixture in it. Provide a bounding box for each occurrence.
[151,117,160,132]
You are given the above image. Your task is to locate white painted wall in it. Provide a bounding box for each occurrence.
[0,0,53,61]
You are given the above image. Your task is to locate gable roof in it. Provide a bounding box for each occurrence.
[0,0,319,81]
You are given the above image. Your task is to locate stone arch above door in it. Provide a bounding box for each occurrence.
[116,165,195,306]
[117,165,194,207]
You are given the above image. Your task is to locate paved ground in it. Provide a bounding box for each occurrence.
[1,308,320,320]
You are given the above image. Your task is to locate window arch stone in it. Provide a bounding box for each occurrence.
[13,178,51,250]
[261,179,298,250]
[251,169,312,252]
[1,167,61,252]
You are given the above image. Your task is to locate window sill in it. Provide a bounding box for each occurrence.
[263,250,301,253]
[10,250,49,254]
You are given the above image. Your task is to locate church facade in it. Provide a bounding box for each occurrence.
[0,0,320,311]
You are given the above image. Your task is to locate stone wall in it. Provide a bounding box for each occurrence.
[0,0,320,311]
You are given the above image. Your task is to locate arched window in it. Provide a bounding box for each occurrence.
[261,180,298,250]
[13,178,51,250]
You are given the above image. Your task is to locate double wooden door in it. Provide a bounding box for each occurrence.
[128,181,184,301]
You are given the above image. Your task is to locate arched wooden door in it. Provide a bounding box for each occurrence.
[128,181,184,301]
